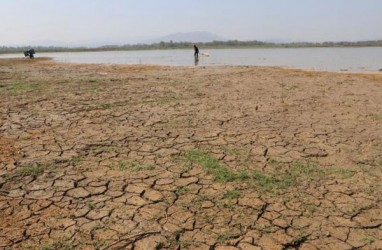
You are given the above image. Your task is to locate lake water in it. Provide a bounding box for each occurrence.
[1,47,382,72]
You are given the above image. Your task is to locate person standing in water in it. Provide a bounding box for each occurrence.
[194,44,199,57]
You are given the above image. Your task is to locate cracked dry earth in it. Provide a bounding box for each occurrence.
[0,58,382,250]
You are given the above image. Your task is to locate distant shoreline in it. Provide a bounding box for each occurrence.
[2,45,382,55]
[2,39,382,54]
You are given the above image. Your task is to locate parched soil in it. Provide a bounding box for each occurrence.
[0,58,381,249]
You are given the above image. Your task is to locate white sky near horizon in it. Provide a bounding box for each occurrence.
[1,0,382,46]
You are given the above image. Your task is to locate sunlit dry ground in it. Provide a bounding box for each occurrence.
[0,58,382,249]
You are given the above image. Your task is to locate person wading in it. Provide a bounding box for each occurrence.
[194,44,199,57]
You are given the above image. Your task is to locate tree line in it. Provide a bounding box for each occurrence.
[1,40,382,54]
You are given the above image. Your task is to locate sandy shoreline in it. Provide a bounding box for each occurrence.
[0,58,381,249]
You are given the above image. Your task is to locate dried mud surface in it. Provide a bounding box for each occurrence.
[0,58,382,249]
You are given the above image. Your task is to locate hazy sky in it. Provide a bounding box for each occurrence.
[1,0,382,46]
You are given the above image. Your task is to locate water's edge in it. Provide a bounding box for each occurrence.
[1,48,382,73]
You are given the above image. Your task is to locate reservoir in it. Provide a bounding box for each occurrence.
[1,47,382,72]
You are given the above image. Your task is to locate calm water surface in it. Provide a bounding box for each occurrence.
[1,48,382,72]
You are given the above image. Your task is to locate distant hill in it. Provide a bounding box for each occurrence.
[146,31,227,43]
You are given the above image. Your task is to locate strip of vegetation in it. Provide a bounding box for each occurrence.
[372,114,382,121]
[223,190,242,199]
[180,150,322,193]
[184,150,249,183]
[254,160,319,192]
[2,39,382,54]
[3,80,40,94]
[114,160,155,171]
[5,163,53,180]
[178,150,379,195]
[16,163,46,177]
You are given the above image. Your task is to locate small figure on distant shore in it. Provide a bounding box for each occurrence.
[24,49,35,59]
[194,44,199,58]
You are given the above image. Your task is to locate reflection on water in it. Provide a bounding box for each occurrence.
[194,56,199,66]
[1,47,382,72]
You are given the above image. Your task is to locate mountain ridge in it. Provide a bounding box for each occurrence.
[145,31,227,44]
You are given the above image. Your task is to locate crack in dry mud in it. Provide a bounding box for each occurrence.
[0,58,381,249]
